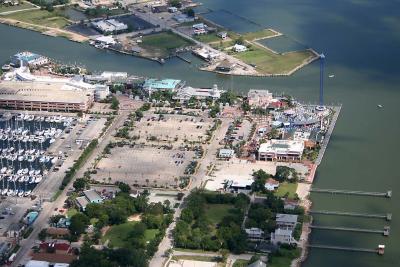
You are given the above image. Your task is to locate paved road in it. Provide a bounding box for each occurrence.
[149,118,231,267]
[13,111,129,266]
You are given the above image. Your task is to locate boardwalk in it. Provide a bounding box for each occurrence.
[310,188,392,198]
[309,225,390,235]
[308,244,377,253]
[310,210,392,221]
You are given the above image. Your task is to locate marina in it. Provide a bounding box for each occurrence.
[0,112,74,197]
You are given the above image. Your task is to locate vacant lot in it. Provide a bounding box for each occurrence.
[3,9,69,28]
[242,29,278,41]
[234,44,315,74]
[139,31,194,57]
[102,221,158,248]
[0,1,35,13]
[94,145,194,187]
[132,114,212,147]
[204,203,234,225]
[274,182,298,199]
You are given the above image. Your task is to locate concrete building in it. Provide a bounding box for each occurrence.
[92,19,128,33]
[227,178,253,193]
[215,59,236,72]
[276,213,298,230]
[245,227,265,241]
[248,89,273,108]
[218,148,235,158]
[0,81,94,112]
[271,228,296,245]
[174,84,222,101]
[75,189,103,211]
[11,51,49,67]
[258,139,304,161]
[142,78,184,95]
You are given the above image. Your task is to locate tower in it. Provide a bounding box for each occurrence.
[319,53,325,107]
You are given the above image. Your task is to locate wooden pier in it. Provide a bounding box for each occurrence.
[310,188,392,198]
[308,244,379,254]
[310,210,392,221]
[309,225,390,236]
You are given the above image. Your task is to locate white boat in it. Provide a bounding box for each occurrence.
[34,176,42,183]
[49,138,56,144]
[328,74,335,78]
[1,188,8,195]
[1,167,7,174]
[18,190,24,197]
[24,190,31,197]
[377,104,383,108]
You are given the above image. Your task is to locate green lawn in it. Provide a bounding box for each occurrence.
[274,182,298,199]
[233,259,249,267]
[102,221,159,248]
[269,248,301,267]
[0,1,35,13]
[140,31,194,57]
[204,204,234,225]
[234,44,315,74]
[3,9,70,28]
[242,29,277,41]
[194,33,221,44]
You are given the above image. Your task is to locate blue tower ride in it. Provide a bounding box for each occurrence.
[319,53,325,107]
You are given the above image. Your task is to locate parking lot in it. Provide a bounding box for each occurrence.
[93,145,194,187]
[132,114,213,147]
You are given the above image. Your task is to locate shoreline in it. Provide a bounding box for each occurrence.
[292,105,342,267]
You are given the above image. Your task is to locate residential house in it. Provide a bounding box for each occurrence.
[271,228,296,245]
[46,228,70,239]
[233,44,247,52]
[75,190,103,211]
[217,31,227,39]
[276,213,298,230]
[7,223,25,238]
[284,199,299,211]
[245,227,265,241]
[265,178,279,191]
[215,59,236,72]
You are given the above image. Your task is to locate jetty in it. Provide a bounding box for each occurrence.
[310,188,392,198]
[309,225,390,236]
[308,244,385,255]
[309,210,392,221]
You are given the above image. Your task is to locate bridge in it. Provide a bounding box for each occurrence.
[310,188,392,198]
[309,210,392,221]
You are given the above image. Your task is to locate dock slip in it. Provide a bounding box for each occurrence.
[309,210,392,221]
[310,225,390,236]
[310,188,392,198]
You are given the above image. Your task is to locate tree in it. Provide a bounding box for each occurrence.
[116,181,131,193]
[38,228,47,241]
[110,96,119,110]
[169,0,182,7]
[186,8,195,17]
[73,178,87,191]
[69,213,89,237]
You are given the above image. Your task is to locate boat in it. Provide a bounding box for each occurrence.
[1,64,11,71]
[377,104,383,108]
[24,190,31,197]
[328,74,335,78]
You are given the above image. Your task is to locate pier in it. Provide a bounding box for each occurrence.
[309,225,390,236]
[310,188,392,198]
[310,210,392,221]
[308,244,379,254]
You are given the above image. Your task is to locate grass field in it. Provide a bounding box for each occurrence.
[204,204,234,225]
[233,259,249,267]
[234,44,315,74]
[140,31,193,57]
[269,248,301,267]
[194,33,221,44]
[0,1,35,13]
[66,208,78,218]
[102,221,158,248]
[242,29,277,41]
[274,182,298,199]
[3,9,69,28]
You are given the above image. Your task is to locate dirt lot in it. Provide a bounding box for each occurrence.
[132,114,213,147]
[93,145,194,187]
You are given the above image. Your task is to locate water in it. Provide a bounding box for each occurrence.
[257,35,309,53]
[0,0,400,265]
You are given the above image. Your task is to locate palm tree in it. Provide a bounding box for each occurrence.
[174,177,179,187]
[153,179,157,187]
[146,179,149,187]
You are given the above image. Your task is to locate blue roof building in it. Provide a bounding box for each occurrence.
[11,51,49,67]
[142,78,185,95]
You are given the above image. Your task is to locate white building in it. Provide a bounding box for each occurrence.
[95,35,116,45]
[245,227,265,241]
[265,178,279,191]
[276,213,298,230]
[92,19,128,33]
[248,89,273,108]
[233,44,247,52]
[11,51,49,67]
[218,148,235,158]
[174,84,223,101]
[271,228,296,245]
[258,139,304,161]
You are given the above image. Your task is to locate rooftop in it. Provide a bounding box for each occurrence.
[276,213,298,223]
[143,78,182,90]
[83,189,103,203]
[258,139,304,154]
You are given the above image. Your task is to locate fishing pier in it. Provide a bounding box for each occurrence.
[310,188,392,198]
[310,210,392,221]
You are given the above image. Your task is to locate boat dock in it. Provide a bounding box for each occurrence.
[309,225,390,236]
[310,210,392,221]
[310,188,392,198]
[308,244,382,254]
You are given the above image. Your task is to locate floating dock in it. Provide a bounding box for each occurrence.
[310,188,392,198]
[309,210,392,221]
[309,225,390,236]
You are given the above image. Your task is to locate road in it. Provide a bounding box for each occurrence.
[149,118,231,267]
[13,111,129,266]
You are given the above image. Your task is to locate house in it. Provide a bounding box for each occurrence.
[227,178,253,193]
[46,228,70,239]
[152,4,168,13]
[32,241,76,264]
[215,59,236,72]
[265,178,279,191]
[245,227,265,241]
[218,148,235,158]
[168,6,178,13]
[75,196,89,211]
[276,213,298,230]
[192,48,219,62]
[270,228,296,245]
[194,28,207,35]
[7,223,25,238]
[56,217,71,228]
[233,44,247,52]
[258,139,304,161]
[247,260,267,267]
[284,199,299,211]
[39,241,72,255]
[217,31,227,39]
[248,89,273,108]
[84,189,103,203]
[192,23,207,30]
